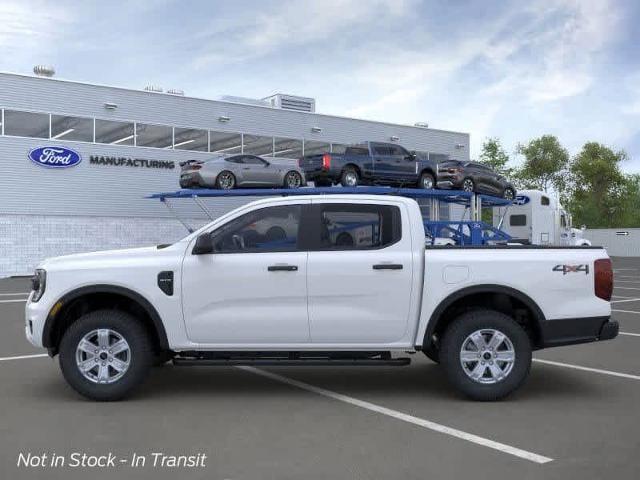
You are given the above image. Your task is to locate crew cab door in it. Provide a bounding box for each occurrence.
[306,200,413,344]
[181,202,311,344]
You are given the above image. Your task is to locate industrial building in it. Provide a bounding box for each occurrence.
[0,70,470,276]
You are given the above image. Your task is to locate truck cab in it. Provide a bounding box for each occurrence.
[494,189,591,246]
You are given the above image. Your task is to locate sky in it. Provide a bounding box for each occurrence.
[1,0,639,172]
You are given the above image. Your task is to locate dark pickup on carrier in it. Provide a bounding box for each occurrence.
[298,141,439,189]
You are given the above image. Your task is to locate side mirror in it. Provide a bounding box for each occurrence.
[192,232,213,255]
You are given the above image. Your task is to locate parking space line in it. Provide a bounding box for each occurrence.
[239,366,553,464]
[533,359,640,381]
[615,281,640,285]
[0,292,30,296]
[612,295,634,299]
[0,353,48,362]
[620,332,640,337]
[0,299,27,304]
[613,309,640,315]
[614,286,640,291]
[611,298,640,304]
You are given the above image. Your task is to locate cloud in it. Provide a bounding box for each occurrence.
[0,1,71,52]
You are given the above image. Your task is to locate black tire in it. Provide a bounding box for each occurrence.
[283,171,303,189]
[440,309,531,401]
[340,167,359,187]
[59,310,154,401]
[503,187,515,200]
[423,341,440,363]
[461,177,475,193]
[215,171,236,190]
[153,350,175,367]
[418,172,435,190]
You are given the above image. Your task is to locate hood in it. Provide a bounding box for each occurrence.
[39,246,163,271]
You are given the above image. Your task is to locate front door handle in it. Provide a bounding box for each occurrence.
[268,265,298,272]
[373,264,403,270]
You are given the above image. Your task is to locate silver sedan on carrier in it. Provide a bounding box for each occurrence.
[179,154,306,190]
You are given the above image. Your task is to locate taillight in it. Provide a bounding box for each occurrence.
[594,258,613,301]
[322,153,331,170]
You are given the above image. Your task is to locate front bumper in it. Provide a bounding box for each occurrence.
[540,316,619,348]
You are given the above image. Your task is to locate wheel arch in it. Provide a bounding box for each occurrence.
[419,167,436,178]
[42,284,169,355]
[419,284,546,350]
[342,163,362,177]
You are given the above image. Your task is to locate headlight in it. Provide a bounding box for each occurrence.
[31,269,46,302]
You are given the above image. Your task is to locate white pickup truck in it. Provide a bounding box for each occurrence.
[25,194,618,401]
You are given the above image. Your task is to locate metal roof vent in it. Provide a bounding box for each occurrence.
[167,89,184,96]
[414,122,429,128]
[33,65,55,77]
[144,85,163,93]
[263,94,316,113]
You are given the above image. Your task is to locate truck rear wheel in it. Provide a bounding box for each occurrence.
[440,309,531,401]
[340,167,359,187]
[59,310,153,401]
[419,172,435,189]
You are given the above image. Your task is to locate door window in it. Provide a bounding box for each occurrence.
[210,205,301,253]
[388,145,409,157]
[372,144,391,155]
[243,155,268,165]
[316,204,401,250]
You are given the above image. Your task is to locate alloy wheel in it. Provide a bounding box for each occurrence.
[459,328,515,384]
[218,172,235,189]
[285,171,302,188]
[75,329,131,384]
[344,172,358,186]
[462,179,474,192]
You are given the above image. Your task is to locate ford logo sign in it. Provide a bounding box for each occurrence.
[28,146,82,168]
[514,195,530,205]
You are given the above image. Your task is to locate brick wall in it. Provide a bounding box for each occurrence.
[0,215,207,276]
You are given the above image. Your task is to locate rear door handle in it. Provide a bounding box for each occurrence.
[373,264,403,270]
[268,265,298,272]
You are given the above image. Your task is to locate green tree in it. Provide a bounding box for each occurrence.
[514,135,569,194]
[568,143,639,228]
[478,137,512,176]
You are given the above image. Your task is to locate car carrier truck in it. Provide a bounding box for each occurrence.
[493,189,592,246]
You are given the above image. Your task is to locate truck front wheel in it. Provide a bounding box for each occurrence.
[440,309,531,401]
[59,310,154,401]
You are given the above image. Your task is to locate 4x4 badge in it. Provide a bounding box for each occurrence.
[553,264,589,275]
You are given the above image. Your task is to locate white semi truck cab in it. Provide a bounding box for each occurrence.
[493,189,591,246]
[26,194,616,402]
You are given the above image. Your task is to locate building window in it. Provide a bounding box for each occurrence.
[303,140,330,156]
[541,196,550,206]
[210,131,242,154]
[243,134,274,156]
[3,110,49,138]
[136,123,173,149]
[331,143,348,154]
[95,119,135,145]
[273,137,303,159]
[173,127,208,151]
[51,115,94,142]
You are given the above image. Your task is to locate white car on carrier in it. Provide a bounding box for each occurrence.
[25,194,617,401]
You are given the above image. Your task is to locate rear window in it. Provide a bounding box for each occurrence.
[316,204,401,250]
[510,215,527,226]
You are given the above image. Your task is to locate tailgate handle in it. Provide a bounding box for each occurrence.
[373,264,403,270]
[268,265,298,272]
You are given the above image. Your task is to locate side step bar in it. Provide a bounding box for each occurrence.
[172,352,411,367]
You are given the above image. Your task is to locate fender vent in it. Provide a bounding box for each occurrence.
[157,271,174,296]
